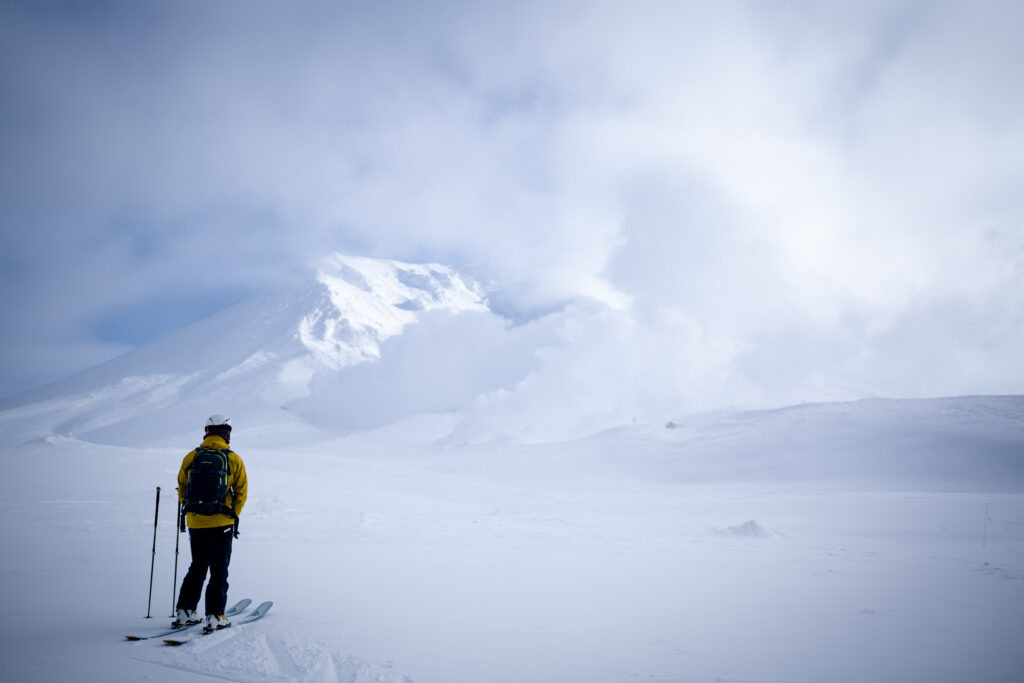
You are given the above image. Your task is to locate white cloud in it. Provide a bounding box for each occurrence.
[1,0,1021,409]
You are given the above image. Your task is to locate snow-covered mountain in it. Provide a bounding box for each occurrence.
[0,253,487,446]
[4,251,1024,480]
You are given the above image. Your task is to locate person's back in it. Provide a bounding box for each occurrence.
[172,415,248,632]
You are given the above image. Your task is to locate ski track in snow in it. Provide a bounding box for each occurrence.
[133,625,412,683]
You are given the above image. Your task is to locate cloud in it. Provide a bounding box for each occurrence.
[292,309,561,431]
[1,0,1022,409]
[445,303,749,443]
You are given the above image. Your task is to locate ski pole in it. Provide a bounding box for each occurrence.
[172,497,182,616]
[146,486,160,618]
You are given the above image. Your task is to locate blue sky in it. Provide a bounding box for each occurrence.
[1,0,1022,404]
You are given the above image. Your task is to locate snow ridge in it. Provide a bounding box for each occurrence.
[299,253,485,369]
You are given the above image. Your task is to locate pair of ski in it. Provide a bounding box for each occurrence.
[125,599,273,645]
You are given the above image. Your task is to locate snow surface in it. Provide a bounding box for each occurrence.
[2,254,1023,682]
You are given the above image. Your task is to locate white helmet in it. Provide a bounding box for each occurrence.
[205,414,232,430]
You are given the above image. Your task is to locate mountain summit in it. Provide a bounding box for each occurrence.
[297,253,486,369]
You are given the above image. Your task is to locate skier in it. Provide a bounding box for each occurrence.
[173,415,248,633]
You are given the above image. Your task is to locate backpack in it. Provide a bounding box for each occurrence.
[183,448,236,518]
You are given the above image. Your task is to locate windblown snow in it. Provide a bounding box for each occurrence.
[1,253,1022,683]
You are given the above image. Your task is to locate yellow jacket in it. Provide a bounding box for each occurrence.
[178,434,247,529]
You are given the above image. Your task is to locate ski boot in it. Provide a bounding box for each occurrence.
[203,614,230,633]
[171,608,200,628]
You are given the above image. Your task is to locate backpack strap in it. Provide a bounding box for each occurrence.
[212,449,240,538]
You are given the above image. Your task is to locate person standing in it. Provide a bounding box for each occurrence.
[173,414,248,632]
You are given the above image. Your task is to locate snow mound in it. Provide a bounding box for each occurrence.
[718,520,773,538]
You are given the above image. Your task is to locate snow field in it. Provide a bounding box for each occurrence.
[2,397,1024,682]
[3,255,1022,682]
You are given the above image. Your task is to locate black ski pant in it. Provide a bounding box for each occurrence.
[176,525,233,616]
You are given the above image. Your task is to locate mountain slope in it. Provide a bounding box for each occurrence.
[586,395,1024,490]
